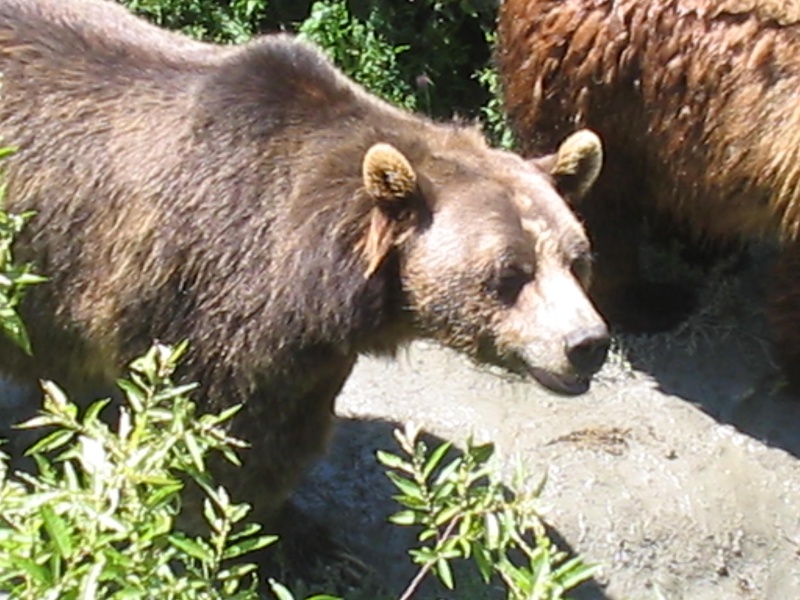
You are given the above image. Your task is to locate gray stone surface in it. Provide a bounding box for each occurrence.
[298,251,800,599]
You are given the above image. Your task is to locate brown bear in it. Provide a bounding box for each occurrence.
[0,0,608,577]
[497,0,800,390]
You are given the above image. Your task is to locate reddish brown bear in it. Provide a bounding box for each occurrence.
[498,0,800,389]
[0,0,609,574]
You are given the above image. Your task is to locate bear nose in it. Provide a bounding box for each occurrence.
[565,325,610,376]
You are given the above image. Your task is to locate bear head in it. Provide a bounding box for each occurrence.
[360,129,609,395]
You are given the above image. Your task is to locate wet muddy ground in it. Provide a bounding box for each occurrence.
[297,246,800,599]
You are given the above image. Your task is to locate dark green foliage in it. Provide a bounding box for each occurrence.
[117,0,512,145]
[298,1,417,110]
[122,0,269,43]
[0,148,46,355]
[0,343,275,599]
[341,0,498,121]
[377,424,600,599]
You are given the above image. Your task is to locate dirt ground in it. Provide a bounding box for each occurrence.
[296,245,800,599]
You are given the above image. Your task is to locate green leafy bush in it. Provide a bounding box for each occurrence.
[117,0,513,144]
[0,343,274,599]
[287,0,505,127]
[298,1,417,110]
[378,424,599,600]
[341,0,497,121]
[475,32,516,150]
[122,0,268,43]
[0,148,45,355]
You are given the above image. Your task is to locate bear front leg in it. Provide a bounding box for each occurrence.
[201,358,368,589]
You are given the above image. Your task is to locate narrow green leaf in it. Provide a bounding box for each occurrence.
[61,460,80,491]
[469,442,496,465]
[154,382,200,402]
[434,557,455,590]
[11,556,52,585]
[392,493,427,510]
[388,509,420,526]
[528,545,548,581]
[213,403,243,423]
[83,398,112,425]
[268,578,295,600]
[79,558,105,600]
[497,556,530,593]
[15,414,59,429]
[409,547,434,565]
[222,534,277,560]
[41,505,73,559]
[433,504,462,528]
[418,529,438,543]
[115,378,145,413]
[144,481,184,507]
[422,441,452,480]
[25,429,75,456]
[0,310,32,354]
[168,534,214,563]
[433,457,462,486]
[203,497,221,533]
[169,339,190,364]
[229,502,253,524]
[184,432,205,472]
[555,557,601,589]
[376,449,414,473]
[13,272,47,285]
[41,380,70,409]
[530,470,549,498]
[228,522,267,542]
[218,562,258,578]
[484,512,501,550]
[385,471,424,500]
[472,542,493,583]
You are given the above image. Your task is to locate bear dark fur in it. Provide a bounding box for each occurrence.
[497,0,800,388]
[0,0,609,574]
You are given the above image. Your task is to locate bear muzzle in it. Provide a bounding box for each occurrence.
[565,325,610,377]
[520,324,610,395]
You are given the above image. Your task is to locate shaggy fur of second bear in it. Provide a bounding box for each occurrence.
[498,0,800,387]
[0,0,608,574]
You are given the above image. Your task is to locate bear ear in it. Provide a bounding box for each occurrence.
[360,143,420,278]
[362,143,418,202]
[535,129,603,201]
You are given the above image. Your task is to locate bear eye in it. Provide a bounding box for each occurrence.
[490,263,534,305]
[571,255,593,288]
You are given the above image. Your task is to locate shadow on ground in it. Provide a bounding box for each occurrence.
[617,244,800,458]
[294,417,611,600]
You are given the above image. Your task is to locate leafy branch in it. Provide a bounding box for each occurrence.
[378,424,599,600]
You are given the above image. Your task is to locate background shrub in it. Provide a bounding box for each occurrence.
[118,0,510,144]
[0,342,274,599]
[121,0,269,43]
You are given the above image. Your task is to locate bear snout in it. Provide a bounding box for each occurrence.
[564,325,610,377]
